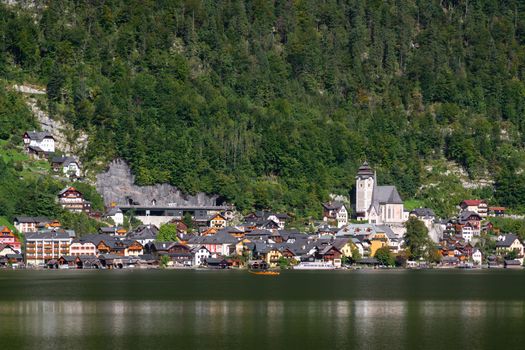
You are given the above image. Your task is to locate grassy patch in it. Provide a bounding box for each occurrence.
[404,199,425,211]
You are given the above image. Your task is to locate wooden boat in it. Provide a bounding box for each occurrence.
[249,270,280,276]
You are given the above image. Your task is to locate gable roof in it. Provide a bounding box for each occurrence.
[410,208,435,218]
[14,216,50,224]
[458,211,481,223]
[24,131,54,141]
[322,201,344,211]
[372,185,403,205]
[496,234,521,248]
[51,156,78,167]
[461,199,485,206]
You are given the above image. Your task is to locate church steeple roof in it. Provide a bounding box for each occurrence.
[356,161,374,178]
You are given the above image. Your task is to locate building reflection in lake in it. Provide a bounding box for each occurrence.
[0,299,524,349]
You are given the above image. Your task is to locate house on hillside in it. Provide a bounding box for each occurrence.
[322,201,348,228]
[13,216,50,233]
[488,207,506,217]
[458,211,482,236]
[51,156,81,178]
[496,234,524,257]
[23,131,55,158]
[0,226,21,253]
[208,213,227,229]
[104,207,124,225]
[410,208,436,231]
[58,187,91,213]
[459,200,488,218]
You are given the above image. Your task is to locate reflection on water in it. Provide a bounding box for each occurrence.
[0,300,524,349]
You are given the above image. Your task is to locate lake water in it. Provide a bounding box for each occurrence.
[0,269,524,349]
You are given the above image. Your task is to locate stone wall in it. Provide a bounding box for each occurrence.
[95,159,218,206]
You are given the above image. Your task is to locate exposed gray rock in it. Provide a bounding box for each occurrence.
[12,84,89,155]
[96,159,218,206]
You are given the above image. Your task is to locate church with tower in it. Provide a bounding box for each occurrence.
[355,162,408,236]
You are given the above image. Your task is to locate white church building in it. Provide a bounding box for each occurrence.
[355,161,408,236]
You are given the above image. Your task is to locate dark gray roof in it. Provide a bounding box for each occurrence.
[14,216,50,224]
[127,225,158,240]
[51,156,78,167]
[322,201,344,211]
[373,185,403,205]
[410,208,436,218]
[79,234,117,245]
[496,234,520,248]
[356,161,374,178]
[25,131,54,141]
[188,231,238,245]
[504,259,522,266]
[25,231,71,240]
[28,145,44,152]
[458,211,481,223]
[105,207,123,216]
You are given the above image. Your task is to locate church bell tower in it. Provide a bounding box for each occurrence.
[355,161,375,220]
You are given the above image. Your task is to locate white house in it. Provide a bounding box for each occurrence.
[105,207,124,226]
[461,224,474,243]
[191,245,211,266]
[459,200,488,218]
[410,208,436,231]
[23,131,55,153]
[472,248,483,265]
[496,234,524,256]
[51,156,81,177]
[322,202,348,228]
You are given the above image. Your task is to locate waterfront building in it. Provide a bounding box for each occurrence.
[25,231,72,266]
[69,239,97,256]
[0,226,22,253]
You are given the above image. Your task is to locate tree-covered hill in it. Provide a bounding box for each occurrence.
[1,0,525,217]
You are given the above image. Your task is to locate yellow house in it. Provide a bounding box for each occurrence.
[209,214,227,229]
[334,238,355,258]
[369,232,389,257]
[264,248,283,268]
[235,238,252,256]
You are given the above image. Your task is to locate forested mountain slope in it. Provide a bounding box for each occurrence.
[1,0,524,217]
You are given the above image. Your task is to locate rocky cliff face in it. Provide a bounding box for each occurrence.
[96,159,219,207]
[12,84,89,155]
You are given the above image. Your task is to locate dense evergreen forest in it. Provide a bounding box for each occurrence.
[1,0,525,218]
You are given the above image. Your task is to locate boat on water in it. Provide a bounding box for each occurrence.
[293,262,336,270]
[249,270,280,276]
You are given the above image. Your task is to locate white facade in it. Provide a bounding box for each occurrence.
[63,162,81,177]
[193,247,211,266]
[461,226,473,242]
[336,206,348,228]
[24,134,55,153]
[69,242,97,256]
[472,249,482,265]
[356,176,374,219]
[25,235,72,266]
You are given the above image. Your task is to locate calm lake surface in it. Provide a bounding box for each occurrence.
[1,269,525,350]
